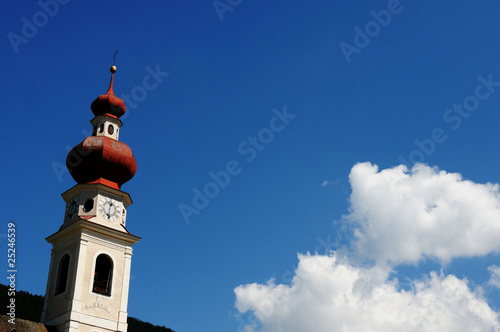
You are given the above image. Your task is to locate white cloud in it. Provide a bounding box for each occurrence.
[321,179,338,187]
[345,162,500,264]
[235,254,500,332]
[488,265,500,289]
[321,180,332,187]
[235,163,500,331]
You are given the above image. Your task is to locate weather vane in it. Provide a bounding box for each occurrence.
[112,49,119,66]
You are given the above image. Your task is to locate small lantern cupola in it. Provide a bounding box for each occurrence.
[91,65,126,118]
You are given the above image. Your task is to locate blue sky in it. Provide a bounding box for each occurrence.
[2,1,500,331]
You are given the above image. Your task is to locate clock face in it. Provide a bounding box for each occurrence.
[65,196,79,222]
[98,197,120,221]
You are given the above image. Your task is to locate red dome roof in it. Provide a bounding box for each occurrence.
[66,136,137,189]
[90,73,126,118]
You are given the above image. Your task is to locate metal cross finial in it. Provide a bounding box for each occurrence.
[112,49,119,66]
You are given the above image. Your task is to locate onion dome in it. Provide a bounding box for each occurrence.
[66,136,137,190]
[66,66,137,190]
[90,66,126,118]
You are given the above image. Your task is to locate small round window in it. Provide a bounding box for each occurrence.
[108,124,114,135]
[83,199,94,212]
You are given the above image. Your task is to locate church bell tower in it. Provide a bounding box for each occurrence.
[41,65,140,332]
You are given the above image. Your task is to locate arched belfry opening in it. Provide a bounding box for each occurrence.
[93,254,113,296]
[54,254,70,295]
